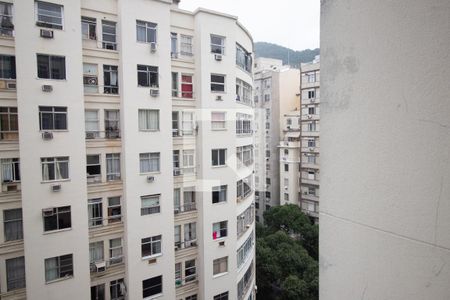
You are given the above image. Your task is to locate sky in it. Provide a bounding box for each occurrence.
[179,0,320,51]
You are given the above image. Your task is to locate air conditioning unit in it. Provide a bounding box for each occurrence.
[51,184,61,192]
[42,208,55,217]
[309,148,315,152]
[6,81,16,89]
[173,169,181,176]
[42,131,53,140]
[85,132,96,139]
[150,42,157,53]
[95,261,106,273]
[150,89,159,97]
[147,176,155,183]
[40,29,54,39]
[174,208,180,214]
[218,241,225,247]
[216,95,223,101]
[42,85,53,92]
[246,224,251,228]
[214,54,222,61]
[84,77,98,86]
[3,183,18,192]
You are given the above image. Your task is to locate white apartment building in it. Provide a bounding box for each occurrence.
[0,1,256,300]
[253,58,299,222]
[299,56,320,220]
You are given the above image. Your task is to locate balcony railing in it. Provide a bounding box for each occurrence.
[174,202,196,214]
[87,174,102,184]
[175,276,198,288]
[88,215,123,228]
[174,239,197,250]
[85,130,120,140]
[90,256,124,273]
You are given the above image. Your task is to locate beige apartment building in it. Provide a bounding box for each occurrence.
[253,57,299,222]
[0,1,256,300]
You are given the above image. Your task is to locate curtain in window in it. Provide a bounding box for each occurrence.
[110,238,122,259]
[174,189,180,209]
[184,223,196,241]
[90,242,104,263]
[85,111,99,132]
[2,159,12,182]
[142,197,158,208]
[0,3,13,30]
[139,110,158,130]
[6,257,25,290]
[140,155,150,173]
[149,154,159,171]
[4,209,22,241]
[174,225,181,243]
[107,155,120,179]
[182,112,193,135]
[45,258,58,282]
[42,160,51,181]
[56,160,68,179]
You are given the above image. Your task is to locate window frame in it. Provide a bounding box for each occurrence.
[3,208,23,241]
[212,220,228,240]
[35,1,64,30]
[141,194,161,215]
[41,156,69,182]
[211,112,226,130]
[139,152,160,173]
[210,34,225,55]
[212,185,227,204]
[44,254,73,283]
[39,106,67,131]
[43,206,71,232]
[211,74,226,93]
[142,275,163,298]
[138,109,160,131]
[106,153,121,181]
[213,256,228,276]
[136,20,157,44]
[211,148,227,167]
[137,65,159,88]
[81,16,96,40]
[37,54,66,80]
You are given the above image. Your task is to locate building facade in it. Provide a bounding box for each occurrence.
[253,58,299,222]
[0,1,256,300]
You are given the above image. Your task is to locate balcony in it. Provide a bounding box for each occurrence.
[301,192,319,202]
[175,275,198,288]
[301,177,319,186]
[90,256,124,275]
[174,202,196,214]
[174,239,197,251]
[85,130,120,140]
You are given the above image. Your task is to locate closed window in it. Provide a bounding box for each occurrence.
[308,90,315,99]
[138,109,159,131]
[41,157,69,181]
[142,275,162,298]
[3,208,23,241]
[6,256,25,291]
[110,279,125,300]
[210,34,225,54]
[103,65,118,94]
[0,107,18,140]
[36,1,63,29]
[102,21,116,50]
[91,284,105,300]
[1,158,20,182]
[0,55,16,79]
[37,55,65,79]
[136,20,157,44]
[213,256,228,275]
[43,206,71,232]
[105,110,120,138]
[81,16,96,40]
[85,110,99,136]
[137,65,158,87]
[308,106,316,115]
[308,139,316,147]
[181,74,193,98]
[0,2,13,36]
[139,152,160,173]
[39,106,67,130]
[182,150,195,174]
[106,153,120,181]
[212,149,226,166]
[141,235,162,258]
[83,64,98,93]
[141,194,160,215]
[171,32,177,57]
[308,121,317,131]
[212,185,227,204]
[182,112,194,135]
[214,292,229,300]
[211,74,225,92]
[236,43,252,73]
[185,259,197,282]
[89,241,104,264]
[180,35,193,56]
[109,238,123,264]
[211,112,226,130]
[44,254,73,282]
[88,198,102,227]
[212,221,227,240]
[108,196,121,224]
[284,164,289,172]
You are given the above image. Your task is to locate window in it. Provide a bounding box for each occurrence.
[105,110,120,138]
[182,112,194,135]
[264,94,270,102]
[236,113,252,135]
[110,279,125,300]
[182,150,195,174]
[103,65,118,94]
[211,74,225,92]
[170,32,177,57]
[138,109,159,131]
[171,72,178,97]
[236,79,252,105]
[237,175,253,199]
[137,65,158,88]
[141,194,160,215]
[44,254,73,282]
[185,259,197,282]
[108,196,121,223]
[0,107,18,140]
[265,122,270,130]
[89,241,104,264]
[102,21,116,50]
[175,262,182,285]
[88,198,102,227]
[142,275,162,298]
[212,185,227,204]
[214,292,229,300]
[308,186,316,195]
[3,208,23,241]
[307,154,316,164]
[41,157,69,181]
[184,222,196,242]
[308,139,316,147]
[237,262,254,299]
[284,178,289,187]
[287,118,292,126]
[308,90,315,99]
[308,171,315,180]
[36,1,63,29]
[0,2,13,36]
[308,121,317,132]
[37,55,65,79]
[181,75,193,98]
[211,112,226,130]
[136,20,157,44]
[213,256,228,275]
[140,152,160,173]
[308,106,316,115]
[237,232,253,268]
[85,110,99,137]
[212,221,227,239]
[141,235,162,258]
[81,16,96,40]
[86,155,101,183]
[1,158,20,182]
[0,55,15,79]
[211,34,225,54]
[236,145,253,168]
[212,149,227,166]
[173,150,180,173]
[284,149,289,155]
[236,44,252,73]
[284,164,289,172]
[83,63,98,93]
[91,284,105,300]
[266,178,271,184]
[180,35,193,56]
[106,153,120,181]
[6,257,25,291]
[39,106,67,130]
[307,72,316,83]
[284,193,289,201]
[183,189,196,212]
[109,238,123,264]
[186,295,197,300]
[265,150,270,158]
[173,189,181,212]
[43,206,71,232]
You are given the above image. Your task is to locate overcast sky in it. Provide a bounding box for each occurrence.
[179,0,320,51]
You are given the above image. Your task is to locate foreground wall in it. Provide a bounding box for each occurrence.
[320,0,450,299]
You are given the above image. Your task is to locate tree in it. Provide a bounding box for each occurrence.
[256,205,318,300]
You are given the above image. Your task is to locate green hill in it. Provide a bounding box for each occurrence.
[254,42,320,68]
